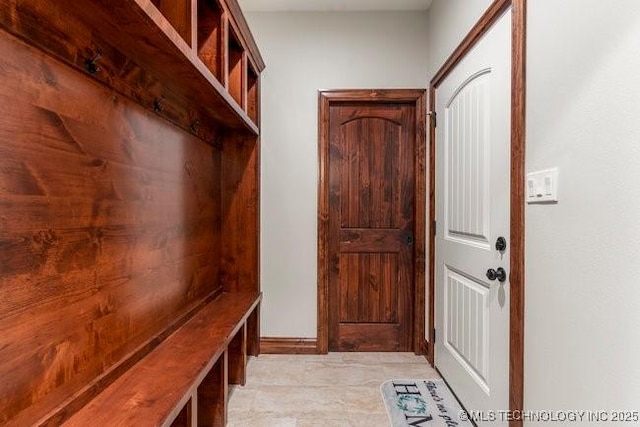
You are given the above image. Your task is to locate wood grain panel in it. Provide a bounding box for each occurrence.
[0,28,222,426]
[220,132,260,293]
[318,89,426,355]
[328,102,415,352]
[0,0,223,145]
[339,118,399,229]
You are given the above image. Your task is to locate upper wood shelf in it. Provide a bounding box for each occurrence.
[0,0,264,135]
[107,0,264,133]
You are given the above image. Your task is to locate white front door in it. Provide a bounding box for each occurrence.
[435,9,511,424]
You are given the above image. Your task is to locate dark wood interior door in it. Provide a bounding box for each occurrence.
[328,102,415,352]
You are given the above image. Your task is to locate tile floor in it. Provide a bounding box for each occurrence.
[227,352,440,426]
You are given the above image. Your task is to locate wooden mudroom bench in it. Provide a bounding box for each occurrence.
[0,0,264,425]
[65,292,261,427]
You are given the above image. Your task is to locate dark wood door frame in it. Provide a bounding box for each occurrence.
[427,0,526,425]
[318,89,427,355]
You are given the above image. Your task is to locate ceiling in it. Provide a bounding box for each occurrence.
[238,0,433,12]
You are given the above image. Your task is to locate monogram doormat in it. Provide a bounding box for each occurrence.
[381,380,473,426]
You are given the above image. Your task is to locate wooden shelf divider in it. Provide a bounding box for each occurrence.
[198,0,226,85]
[150,0,193,46]
[247,61,259,124]
[169,398,193,427]
[227,25,246,108]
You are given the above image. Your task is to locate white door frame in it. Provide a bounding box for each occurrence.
[426,0,526,425]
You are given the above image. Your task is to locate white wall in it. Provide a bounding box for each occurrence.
[525,0,640,419]
[427,0,640,421]
[246,11,429,338]
[426,0,493,77]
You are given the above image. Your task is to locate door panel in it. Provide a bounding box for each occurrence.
[338,253,398,324]
[444,267,490,393]
[329,103,415,352]
[446,70,491,249]
[435,9,511,424]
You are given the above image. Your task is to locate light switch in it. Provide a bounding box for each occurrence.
[526,168,559,203]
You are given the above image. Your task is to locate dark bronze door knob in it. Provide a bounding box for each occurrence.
[486,267,507,282]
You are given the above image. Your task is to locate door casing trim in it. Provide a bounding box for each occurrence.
[317,89,427,354]
[427,0,526,425]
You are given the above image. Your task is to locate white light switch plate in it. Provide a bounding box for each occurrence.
[526,168,559,203]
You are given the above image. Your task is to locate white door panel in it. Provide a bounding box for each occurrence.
[435,9,511,425]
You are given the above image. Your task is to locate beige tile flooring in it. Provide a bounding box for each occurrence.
[227,352,440,426]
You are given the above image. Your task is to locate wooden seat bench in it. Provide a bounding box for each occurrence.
[64,292,262,427]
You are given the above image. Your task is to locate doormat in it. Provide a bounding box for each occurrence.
[381,380,473,427]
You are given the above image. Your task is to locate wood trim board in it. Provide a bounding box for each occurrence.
[260,338,320,355]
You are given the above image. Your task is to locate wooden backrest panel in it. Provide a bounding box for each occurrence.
[220,133,260,293]
[0,30,222,425]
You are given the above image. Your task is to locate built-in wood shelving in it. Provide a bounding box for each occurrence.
[0,0,264,135]
[0,0,263,425]
[198,0,225,84]
[197,354,227,425]
[139,0,265,133]
[169,399,192,427]
[247,61,259,124]
[151,0,193,46]
[227,26,245,107]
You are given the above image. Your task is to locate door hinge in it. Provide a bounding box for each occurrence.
[427,111,437,128]
[432,328,436,342]
[432,220,436,236]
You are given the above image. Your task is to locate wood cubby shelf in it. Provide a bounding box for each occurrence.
[198,0,225,84]
[0,0,264,134]
[227,26,246,107]
[170,398,194,427]
[247,61,259,124]
[198,352,229,426]
[151,0,193,46]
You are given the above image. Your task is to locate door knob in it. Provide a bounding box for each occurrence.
[486,267,507,282]
[495,236,507,252]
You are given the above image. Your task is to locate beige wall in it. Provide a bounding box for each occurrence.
[427,0,640,420]
[246,11,429,338]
